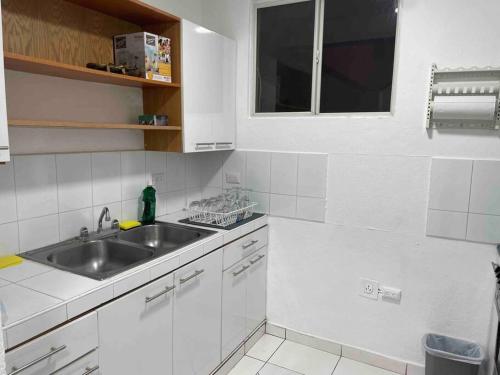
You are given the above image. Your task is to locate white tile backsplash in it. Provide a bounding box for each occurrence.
[121,198,142,222]
[18,214,60,251]
[121,151,146,201]
[14,154,58,220]
[426,209,467,240]
[466,213,500,243]
[427,157,500,244]
[224,151,247,188]
[166,189,186,214]
[59,208,93,241]
[0,222,19,256]
[92,152,121,205]
[246,151,271,193]
[297,153,328,198]
[0,162,18,224]
[56,153,92,212]
[270,153,298,195]
[249,191,270,214]
[166,152,186,192]
[469,160,500,215]
[296,197,326,222]
[270,194,296,218]
[428,158,472,212]
[146,151,167,193]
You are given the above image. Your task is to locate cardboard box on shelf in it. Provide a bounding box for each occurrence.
[113,32,172,83]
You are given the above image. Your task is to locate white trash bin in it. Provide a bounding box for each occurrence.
[423,334,484,375]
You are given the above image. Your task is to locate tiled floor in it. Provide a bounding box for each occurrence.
[229,334,399,375]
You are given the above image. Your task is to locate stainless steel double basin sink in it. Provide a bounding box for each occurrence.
[21,222,216,280]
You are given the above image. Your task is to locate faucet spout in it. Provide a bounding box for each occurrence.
[97,207,111,233]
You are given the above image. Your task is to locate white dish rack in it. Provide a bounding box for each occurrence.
[187,202,258,227]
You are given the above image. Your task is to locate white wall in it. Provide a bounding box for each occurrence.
[207,0,500,367]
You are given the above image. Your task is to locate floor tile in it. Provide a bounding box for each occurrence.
[0,260,53,282]
[333,358,399,375]
[269,341,340,375]
[228,356,265,375]
[247,334,285,361]
[258,363,303,375]
[0,278,10,288]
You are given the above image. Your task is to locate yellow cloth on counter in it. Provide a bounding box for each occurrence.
[119,221,142,230]
[0,255,23,269]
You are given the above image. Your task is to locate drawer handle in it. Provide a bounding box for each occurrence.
[82,365,100,375]
[249,254,266,265]
[242,240,259,249]
[145,285,175,303]
[9,345,67,375]
[232,265,250,277]
[0,146,8,150]
[180,269,205,284]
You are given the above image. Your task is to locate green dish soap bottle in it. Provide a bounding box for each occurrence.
[141,184,156,225]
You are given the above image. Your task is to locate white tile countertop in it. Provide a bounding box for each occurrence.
[0,211,268,349]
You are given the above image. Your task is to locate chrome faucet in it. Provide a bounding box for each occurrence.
[97,207,111,233]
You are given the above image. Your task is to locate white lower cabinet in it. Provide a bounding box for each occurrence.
[53,350,99,375]
[6,313,98,375]
[173,249,223,375]
[222,246,268,359]
[97,273,174,375]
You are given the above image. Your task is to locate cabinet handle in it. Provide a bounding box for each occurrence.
[82,365,100,375]
[242,240,259,249]
[9,345,67,375]
[180,269,205,284]
[232,265,250,277]
[249,254,266,265]
[0,146,8,150]
[145,285,175,303]
[215,142,233,149]
[195,143,215,150]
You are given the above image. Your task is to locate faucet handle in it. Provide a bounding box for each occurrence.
[79,226,89,241]
[111,219,120,230]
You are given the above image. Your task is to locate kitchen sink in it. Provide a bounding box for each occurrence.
[21,222,216,280]
[117,222,214,255]
[23,239,155,280]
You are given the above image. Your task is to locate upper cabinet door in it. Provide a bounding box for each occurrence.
[182,20,236,153]
[0,6,10,162]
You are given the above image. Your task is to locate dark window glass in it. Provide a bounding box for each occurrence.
[255,1,316,113]
[320,0,397,113]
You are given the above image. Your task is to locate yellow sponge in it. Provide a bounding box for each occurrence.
[119,221,141,231]
[0,255,23,269]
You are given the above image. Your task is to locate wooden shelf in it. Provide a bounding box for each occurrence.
[4,53,181,89]
[65,0,180,25]
[8,119,182,131]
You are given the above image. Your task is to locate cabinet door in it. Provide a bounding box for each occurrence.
[98,274,174,375]
[182,20,236,153]
[213,37,236,151]
[221,260,248,359]
[246,247,268,335]
[0,5,10,163]
[173,249,223,375]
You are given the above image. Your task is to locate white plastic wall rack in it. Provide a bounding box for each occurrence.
[426,64,500,130]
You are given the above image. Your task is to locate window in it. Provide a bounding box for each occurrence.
[254,0,398,114]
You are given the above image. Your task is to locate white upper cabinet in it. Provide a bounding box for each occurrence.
[182,20,236,153]
[0,6,10,162]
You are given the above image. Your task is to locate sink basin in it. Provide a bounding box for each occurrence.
[21,222,216,280]
[22,239,154,280]
[118,222,213,255]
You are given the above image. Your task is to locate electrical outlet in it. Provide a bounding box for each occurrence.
[225,172,241,185]
[151,173,164,188]
[359,278,379,300]
[380,286,402,303]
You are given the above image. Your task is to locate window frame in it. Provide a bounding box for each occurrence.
[250,0,401,118]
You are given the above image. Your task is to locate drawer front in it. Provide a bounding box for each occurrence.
[53,351,99,375]
[223,226,268,270]
[6,313,98,375]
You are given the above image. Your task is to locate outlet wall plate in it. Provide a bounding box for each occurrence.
[360,278,379,300]
[380,286,402,303]
[225,172,241,184]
